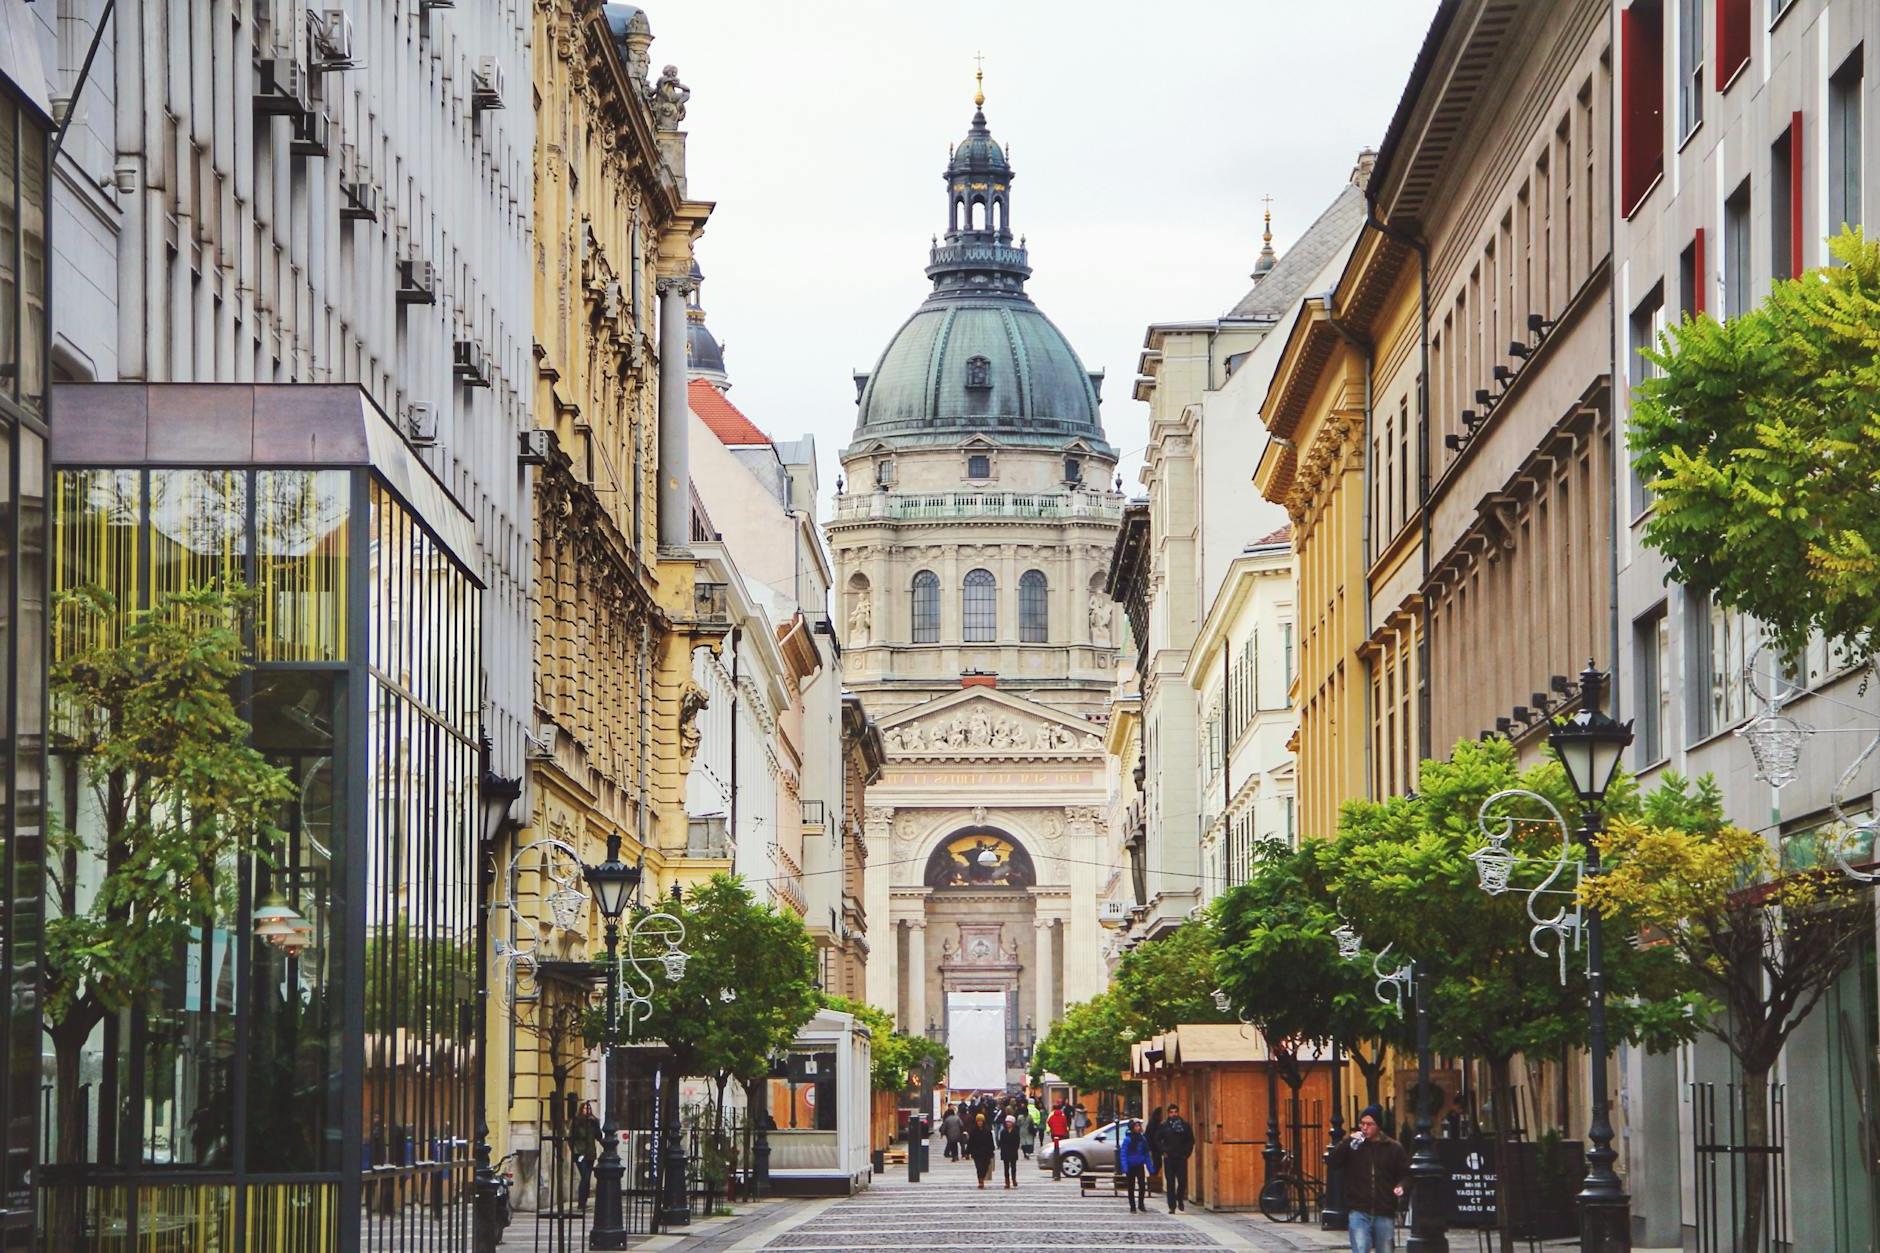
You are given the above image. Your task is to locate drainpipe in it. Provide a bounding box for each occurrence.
[1324,296,1375,798]
[729,627,740,861]
[1362,194,1433,767]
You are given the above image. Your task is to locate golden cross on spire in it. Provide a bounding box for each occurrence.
[1261,194,1275,240]
[974,51,986,107]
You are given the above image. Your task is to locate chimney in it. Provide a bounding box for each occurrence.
[960,671,998,689]
[1350,147,1379,190]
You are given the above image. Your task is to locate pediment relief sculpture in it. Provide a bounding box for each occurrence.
[880,708,1102,755]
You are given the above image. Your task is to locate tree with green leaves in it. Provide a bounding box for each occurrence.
[1031,992,1136,1101]
[45,586,296,1242]
[1325,738,1704,1253]
[1630,227,1880,664]
[1583,774,1869,1253]
[1032,921,1233,1103]
[636,875,819,1129]
[1214,839,1409,1108]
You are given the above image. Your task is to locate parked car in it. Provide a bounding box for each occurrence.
[1037,1120,1123,1176]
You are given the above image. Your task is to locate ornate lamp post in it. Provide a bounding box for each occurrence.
[1546,664,1634,1253]
[1367,945,1444,1251]
[1470,662,1633,1253]
[584,838,639,1251]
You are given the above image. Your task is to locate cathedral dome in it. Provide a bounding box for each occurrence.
[847,90,1112,456]
[685,261,730,389]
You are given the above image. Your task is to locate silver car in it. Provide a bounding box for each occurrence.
[1037,1120,1124,1177]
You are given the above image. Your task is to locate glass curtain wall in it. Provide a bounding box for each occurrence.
[46,466,479,1252]
[0,81,49,1252]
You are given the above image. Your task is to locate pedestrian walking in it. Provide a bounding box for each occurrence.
[1046,1100,1070,1181]
[1160,1102,1196,1213]
[968,1113,996,1188]
[570,1100,603,1210]
[998,1114,1023,1187]
[1325,1105,1409,1253]
[1070,1102,1090,1135]
[941,1105,963,1162]
[1118,1117,1153,1213]
[1019,1101,1036,1158]
[1145,1105,1166,1182]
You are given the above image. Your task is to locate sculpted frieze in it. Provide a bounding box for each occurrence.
[881,708,1102,755]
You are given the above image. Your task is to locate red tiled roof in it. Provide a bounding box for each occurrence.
[689,378,769,446]
[1254,524,1292,545]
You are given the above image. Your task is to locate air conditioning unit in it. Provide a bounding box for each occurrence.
[525,726,556,759]
[396,256,436,305]
[518,428,556,466]
[453,339,490,387]
[313,10,356,70]
[470,57,505,111]
[406,402,438,446]
[340,178,379,222]
[289,110,330,158]
[254,58,311,117]
[1099,902,1128,923]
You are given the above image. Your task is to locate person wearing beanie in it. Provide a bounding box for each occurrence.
[1326,1106,1410,1252]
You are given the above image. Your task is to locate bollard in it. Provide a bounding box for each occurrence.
[907,1118,922,1183]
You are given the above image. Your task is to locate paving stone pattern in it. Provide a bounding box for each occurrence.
[750,1160,1229,1251]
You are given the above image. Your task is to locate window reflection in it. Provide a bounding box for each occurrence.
[257,471,350,663]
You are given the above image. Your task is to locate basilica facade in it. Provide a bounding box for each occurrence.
[828,81,1122,1093]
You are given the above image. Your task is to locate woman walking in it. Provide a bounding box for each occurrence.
[998,1114,1023,1187]
[1119,1118,1153,1213]
[1019,1101,1036,1158]
[941,1105,963,1162]
[968,1113,996,1188]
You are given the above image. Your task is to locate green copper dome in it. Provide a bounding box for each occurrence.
[847,103,1112,456]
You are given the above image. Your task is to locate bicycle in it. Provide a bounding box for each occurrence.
[1258,1151,1324,1223]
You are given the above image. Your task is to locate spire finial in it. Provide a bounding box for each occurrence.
[1252,195,1279,282]
[974,51,985,107]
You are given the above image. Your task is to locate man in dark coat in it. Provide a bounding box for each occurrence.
[1160,1103,1197,1212]
[1325,1105,1411,1252]
[967,1113,997,1188]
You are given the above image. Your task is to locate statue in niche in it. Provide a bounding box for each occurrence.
[848,591,872,645]
[1088,593,1113,644]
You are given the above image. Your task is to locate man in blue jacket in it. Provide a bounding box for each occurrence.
[1118,1118,1154,1213]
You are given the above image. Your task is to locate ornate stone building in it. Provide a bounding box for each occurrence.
[829,80,1122,1091]
[496,0,717,1203]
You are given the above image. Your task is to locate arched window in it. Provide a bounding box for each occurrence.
[963,569,996,642]
[1019,570,1048,643]
[911,571,940,644]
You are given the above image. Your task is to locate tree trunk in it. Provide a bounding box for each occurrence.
[48,1014,98,1248]
[1738,1067,1773,1253]
[1488,1054,1518,1253]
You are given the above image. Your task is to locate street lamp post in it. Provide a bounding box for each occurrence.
[473,765,521,1253]
[1470,662,1633,1253]
[584,837,639,1251]
[1548,664,1635,1253]
[1321,1039,1347,1231]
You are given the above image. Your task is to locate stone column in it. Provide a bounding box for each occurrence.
[907,920,928,1034]
[656,274,693,548]
[1034,918,1055,1031]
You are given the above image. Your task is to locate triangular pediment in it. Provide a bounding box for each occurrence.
[876,687,1105,759]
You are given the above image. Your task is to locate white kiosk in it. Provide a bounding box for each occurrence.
[767,1007,874,1195]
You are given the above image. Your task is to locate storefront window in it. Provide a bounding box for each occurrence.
[256,470,350,662]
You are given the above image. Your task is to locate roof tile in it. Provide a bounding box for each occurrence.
[689,378,769,446]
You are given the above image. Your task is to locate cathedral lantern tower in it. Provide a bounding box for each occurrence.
[829,72,1120,1066]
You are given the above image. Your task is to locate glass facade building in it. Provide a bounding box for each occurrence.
[0,20,52,1249]
[46,384,483,1251]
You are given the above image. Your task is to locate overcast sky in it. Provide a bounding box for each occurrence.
[648,0,1442,503]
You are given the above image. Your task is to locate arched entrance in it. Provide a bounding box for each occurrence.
[919,829,1040,1095]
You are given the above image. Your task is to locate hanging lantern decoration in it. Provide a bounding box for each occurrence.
[1333,924,1363,961]
[1469,837,1518,896]
[1737,712,1813,789]
[254,891,313,957]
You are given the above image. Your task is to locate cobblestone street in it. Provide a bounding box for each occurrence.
[671,1153,1359,1252]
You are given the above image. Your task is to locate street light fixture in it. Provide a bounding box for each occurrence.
[1471,661,1635,1253]
[585,836,648,1250]
[1545,663,1632,1253]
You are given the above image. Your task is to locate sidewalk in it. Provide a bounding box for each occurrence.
[493,1194,801,1252]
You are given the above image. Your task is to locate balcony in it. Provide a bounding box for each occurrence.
[830,488,1125,524]
[801,799,827,829]
[686,815,731,859]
